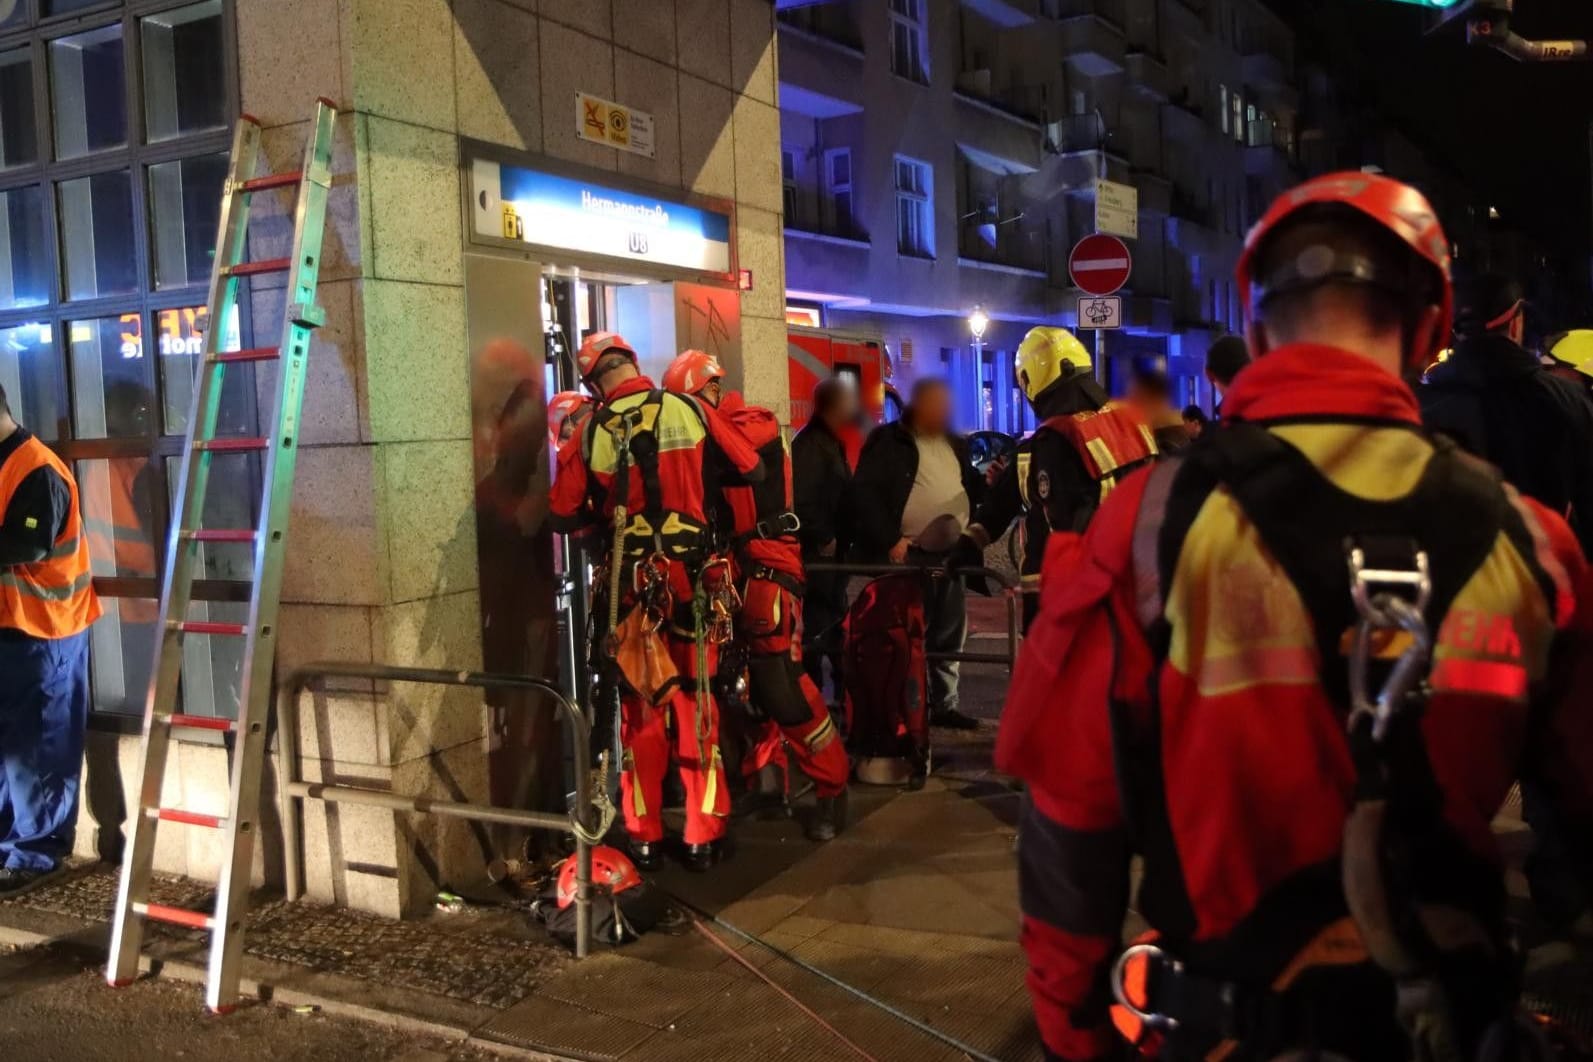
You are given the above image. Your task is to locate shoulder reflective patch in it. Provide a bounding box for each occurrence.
[1017,451,1033,507]
[1430,530,1554,702]
[24,516,37,529]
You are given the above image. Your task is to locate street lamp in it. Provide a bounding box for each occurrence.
[969,307,990,428]
[968,306,989,347]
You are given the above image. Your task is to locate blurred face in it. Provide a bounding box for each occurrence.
[911,384,952,435]
[830,386,860,427]
[701,378,723,407]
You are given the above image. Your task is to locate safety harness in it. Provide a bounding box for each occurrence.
[1109,421,1555,1061]
[585,390,710,565]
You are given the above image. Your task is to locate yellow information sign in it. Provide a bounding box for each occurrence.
[575,92,656,159]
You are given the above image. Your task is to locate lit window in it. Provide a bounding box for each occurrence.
[1232,92,1244,143]
[50,23,128,160]
[894,156,933,258]
[781,148,798,223]
[889,0,928,84]
[1220,85,1230,134]
[142,1,227,143]
[1,184,51,310]
[0,321,63,440]
[58,170,139,301]
[825,147,853,235]
[0,48,39,170]
[149,152,229,289]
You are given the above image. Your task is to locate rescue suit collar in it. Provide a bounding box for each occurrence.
[602,374,664,402]
[1223,343,1421,427]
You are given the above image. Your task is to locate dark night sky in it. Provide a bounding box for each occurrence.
[1276,0,1593,266]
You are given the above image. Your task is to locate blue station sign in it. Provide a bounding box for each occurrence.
[471,158,732,275]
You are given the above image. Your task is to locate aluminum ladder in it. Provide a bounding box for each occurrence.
[107,98,337,1013]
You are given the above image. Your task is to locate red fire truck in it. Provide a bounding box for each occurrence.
[786,325,901,430]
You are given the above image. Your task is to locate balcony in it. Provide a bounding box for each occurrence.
[1244,142,1297,182]
[777,27,866,118]
[1243,50,1289,90]
[956,92,1043,175]
[1046,115,1131,187]
[1125,51,1174,101]
[959,0,1042,28]
[783,228,872,300]
[1130,170,1172,216]
[1057,14,1126,76]
[1161,97,1209,144]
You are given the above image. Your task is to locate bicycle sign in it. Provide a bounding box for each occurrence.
[1077,295,1123,330]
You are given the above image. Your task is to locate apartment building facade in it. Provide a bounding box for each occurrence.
[776,0,1310,427]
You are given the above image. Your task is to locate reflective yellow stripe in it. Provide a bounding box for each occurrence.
[624,750,646,818]
[702,747,720,815]
[804,715,836,752]
[1016,451,1033,507]
[0,569,95,602]
[1085,436,1116,475]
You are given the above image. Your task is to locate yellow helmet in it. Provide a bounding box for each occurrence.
[1546,330,1593,379]
[1014,327,1092,402]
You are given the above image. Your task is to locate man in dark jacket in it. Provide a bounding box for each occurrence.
[791,378,857,702]
[1421,273,1593,554]
[850,378,987,728]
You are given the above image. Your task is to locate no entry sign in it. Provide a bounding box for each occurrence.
[1069,234,1132,296]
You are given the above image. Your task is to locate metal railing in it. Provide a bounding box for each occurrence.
[803,563,1021,670]
[275,664,598,957]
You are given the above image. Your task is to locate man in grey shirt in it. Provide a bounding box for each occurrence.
[850,379,986,730]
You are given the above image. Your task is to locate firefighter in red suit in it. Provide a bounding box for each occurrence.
[662,350,851,842]
[999,172,1593,1061]
[551,333,764,872]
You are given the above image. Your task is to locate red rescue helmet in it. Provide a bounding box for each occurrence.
[1236,171,1453,370]
[556,845,643,909]
[547,391,593,444]
[576,331,637,384]
[661,349,725,396]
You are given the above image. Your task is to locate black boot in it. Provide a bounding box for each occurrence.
[630,840,663,872]
[806,790,848,842]
[683,840,723,873]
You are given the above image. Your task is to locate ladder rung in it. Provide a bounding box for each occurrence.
[194,438,269,453]
[239,172,302,193]
[211,347,279,365]
[224,258,292,278]
[181,529,258,544]
[136,902,215,932]
[150,808,228,830]
[174,621,249,637]
[165,714,236,733]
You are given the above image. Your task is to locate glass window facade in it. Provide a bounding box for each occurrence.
[0,1,251,722]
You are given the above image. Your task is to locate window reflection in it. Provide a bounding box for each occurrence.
[50,23,127,160]
[68,315,154,438]
[0,321,64,440]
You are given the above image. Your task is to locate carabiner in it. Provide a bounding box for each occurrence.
[1110,943,1182,1034]
[1346,547,1434,743]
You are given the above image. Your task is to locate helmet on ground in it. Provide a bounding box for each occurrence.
[1545,330,1593,379]
[576,331,637,383]
[556,845,643,909]
[1237,171,1453,369]
[547,391,593,443]
[662,349,725,396]
[1015,327,1092,402]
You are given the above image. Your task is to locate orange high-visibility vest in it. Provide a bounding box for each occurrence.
[0,435,103,639]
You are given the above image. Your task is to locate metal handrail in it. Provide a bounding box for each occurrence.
[803,562,1022,671]
[275,663,596,958]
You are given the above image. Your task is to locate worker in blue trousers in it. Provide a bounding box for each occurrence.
[0,382,102,897]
